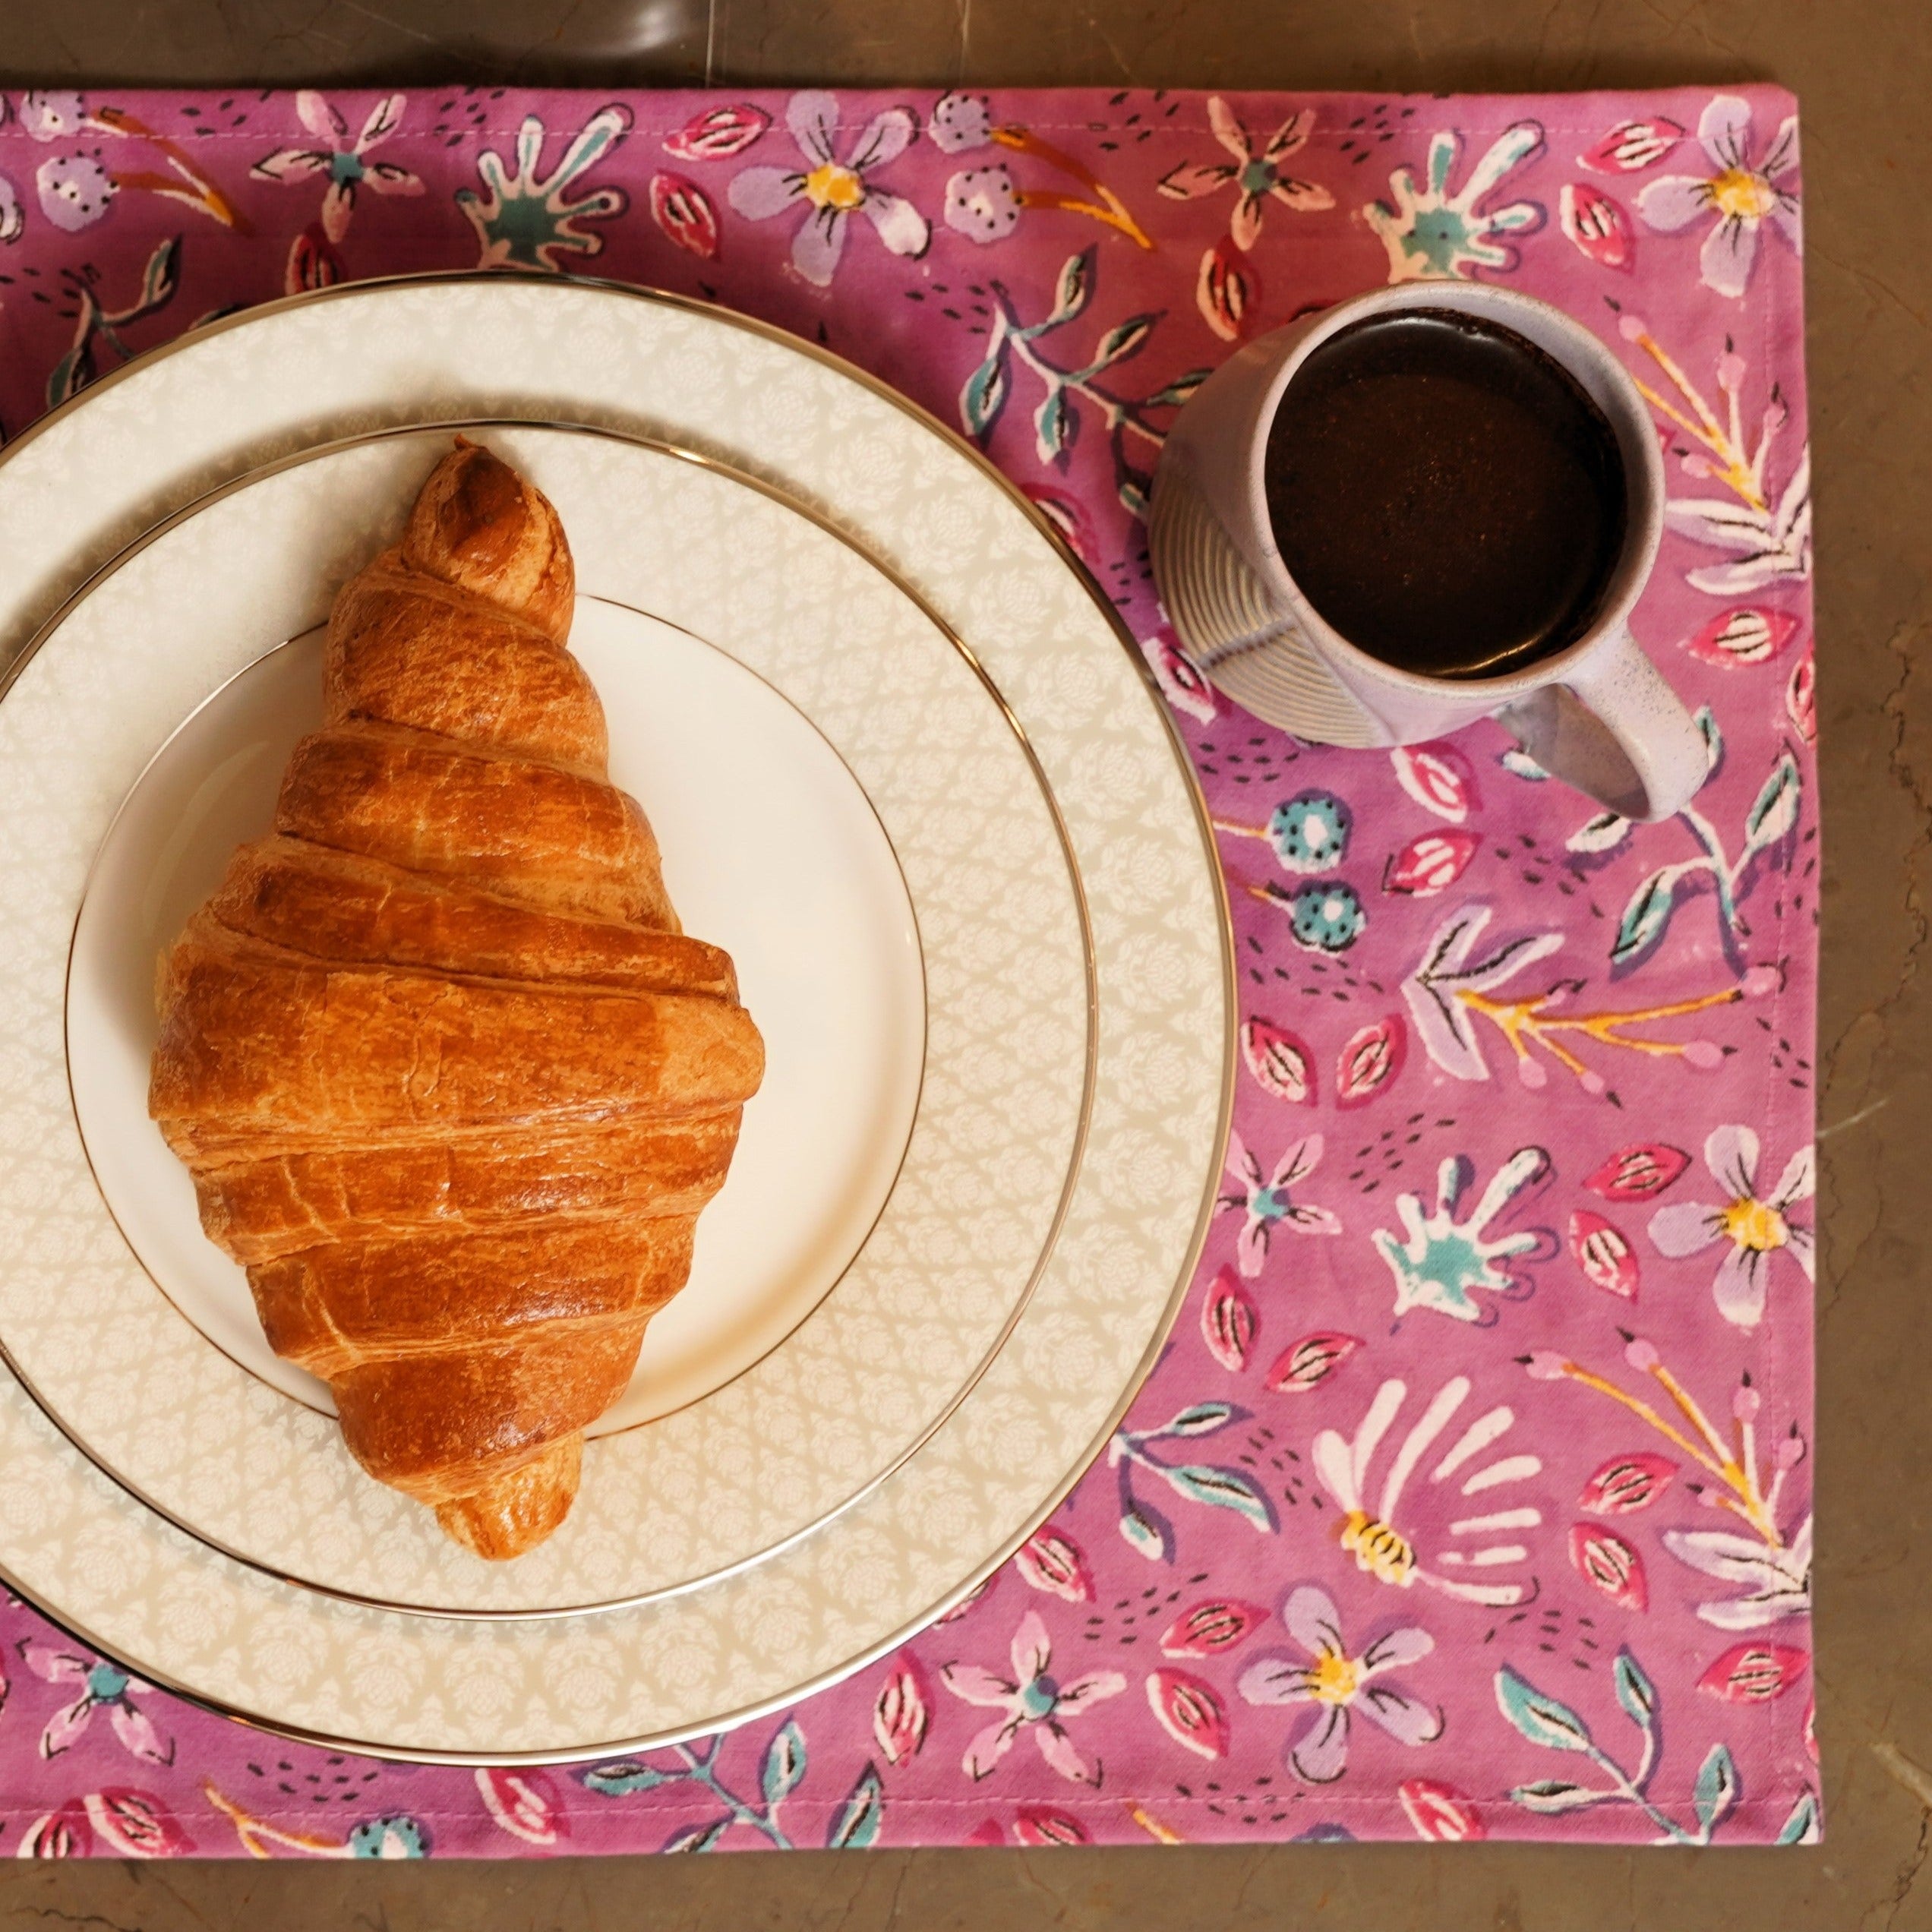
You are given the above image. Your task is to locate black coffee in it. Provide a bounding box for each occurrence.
[1263,312,1627,680]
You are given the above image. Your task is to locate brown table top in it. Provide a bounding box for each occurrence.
[0,3,1923,1927]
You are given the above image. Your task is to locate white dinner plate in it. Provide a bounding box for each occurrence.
[0,275,1230,1759]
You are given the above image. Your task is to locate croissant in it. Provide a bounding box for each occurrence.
[149,440,765,1560]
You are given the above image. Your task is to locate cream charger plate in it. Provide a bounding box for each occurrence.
[0,275,1231,1760]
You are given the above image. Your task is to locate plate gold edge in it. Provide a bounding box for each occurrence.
[0,272,1237,1765]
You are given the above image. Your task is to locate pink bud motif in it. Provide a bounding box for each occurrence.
[1579,117,1685,172]
[1787,653,1817,742]
[1335,1017,1406,1107]
[1265,1331,1361,1394]
[662,103,772,159]
[1584,1142,1690,1201]
[1391,741,1479,822]
[1201,1267,1258,1372]
[1013,1807,1090,1846]
[1159,1599,1268,1658]
[873,1656,932,1766]
[1567,1210,1640,1299]
[1560,183,1634,270]
[1145,1670,1230,1760]
[1242,1018,1315,1103]
[475,1766,564,1846]
[649,173,721,257]
[1196,235,1258,343]
[80,1790,194,1858]
[1699,1643,1810,1703]
[1569,1524,1649,1609]
[1399,1779,1487,1842]
[1579,1452,1677,1514]
[1015,1528,1095,1603]
[1383,829,1479,896]
[1684,606,1800,668]
[17,1805,91,1858]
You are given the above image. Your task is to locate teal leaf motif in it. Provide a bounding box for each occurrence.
[1043,249,1095,327]
[1034,384,1077,466]
[1694,704,1724,772]
[761,1719,808,1807]
[1117,462,1152,521]
[139,235,182,311]
[1119,1504,1166,1560]
[1567,809,1633,856]
[663,1816,729,1853]
[1744,753,1802,854]
[1612,1650,1659,1734]
[1150,1402,1238,1440]
[827,1764,885,1849]
[1776,1788,1820,1845]
[1160,1463,1275,1532]
[1509,1778,1603,1814]
[582,1760,675,1796]
[1145,368,1211,409]
[1612,869,1679,966]
[1085,312,1157,372]
[1693,1742,1741,1837]
[1495,1667,1595,1754]
[960,347,1011,443]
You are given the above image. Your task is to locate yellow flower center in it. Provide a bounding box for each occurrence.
[801,163,866,212]
[1709,168,1776,222]
[1722,1195,1788,1253]
[1307,1649,1363,1706]
[1340,1511,1417,1586]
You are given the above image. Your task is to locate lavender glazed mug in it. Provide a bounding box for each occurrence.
[1148,282,1706,822]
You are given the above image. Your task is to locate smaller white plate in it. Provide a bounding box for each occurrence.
[68,600,927,1432]
[8,421,1094,1619]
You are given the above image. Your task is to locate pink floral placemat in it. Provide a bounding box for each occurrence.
[0,81,1815,1858]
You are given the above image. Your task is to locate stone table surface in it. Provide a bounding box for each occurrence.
[0,2,1924,1927]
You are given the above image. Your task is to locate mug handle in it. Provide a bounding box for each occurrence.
[1493,627,1708,823]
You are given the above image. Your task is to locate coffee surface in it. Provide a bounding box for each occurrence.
[1264,311,1627,680]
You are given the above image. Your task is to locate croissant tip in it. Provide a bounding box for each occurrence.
[434,1434,584,1560]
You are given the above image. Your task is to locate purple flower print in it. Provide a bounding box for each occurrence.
[728,91,930,288]
[19,91,90,143]
[940,1611,1125,1787]
[0,173,21,244]
[36,153,115,233]
[251,92,425,244]
[1217,1131,1341,1277]
[1637,96,1799,299]
[1647,1124,1814,1327]
[21,1643,173,1765]
[927,90,995,154]
[945,164,1022,245]
[1238,1586,1441,1784]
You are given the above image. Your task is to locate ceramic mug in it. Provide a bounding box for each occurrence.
[1148,282,1706,822]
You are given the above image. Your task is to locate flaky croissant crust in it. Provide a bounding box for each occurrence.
[150,440,764,1559]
